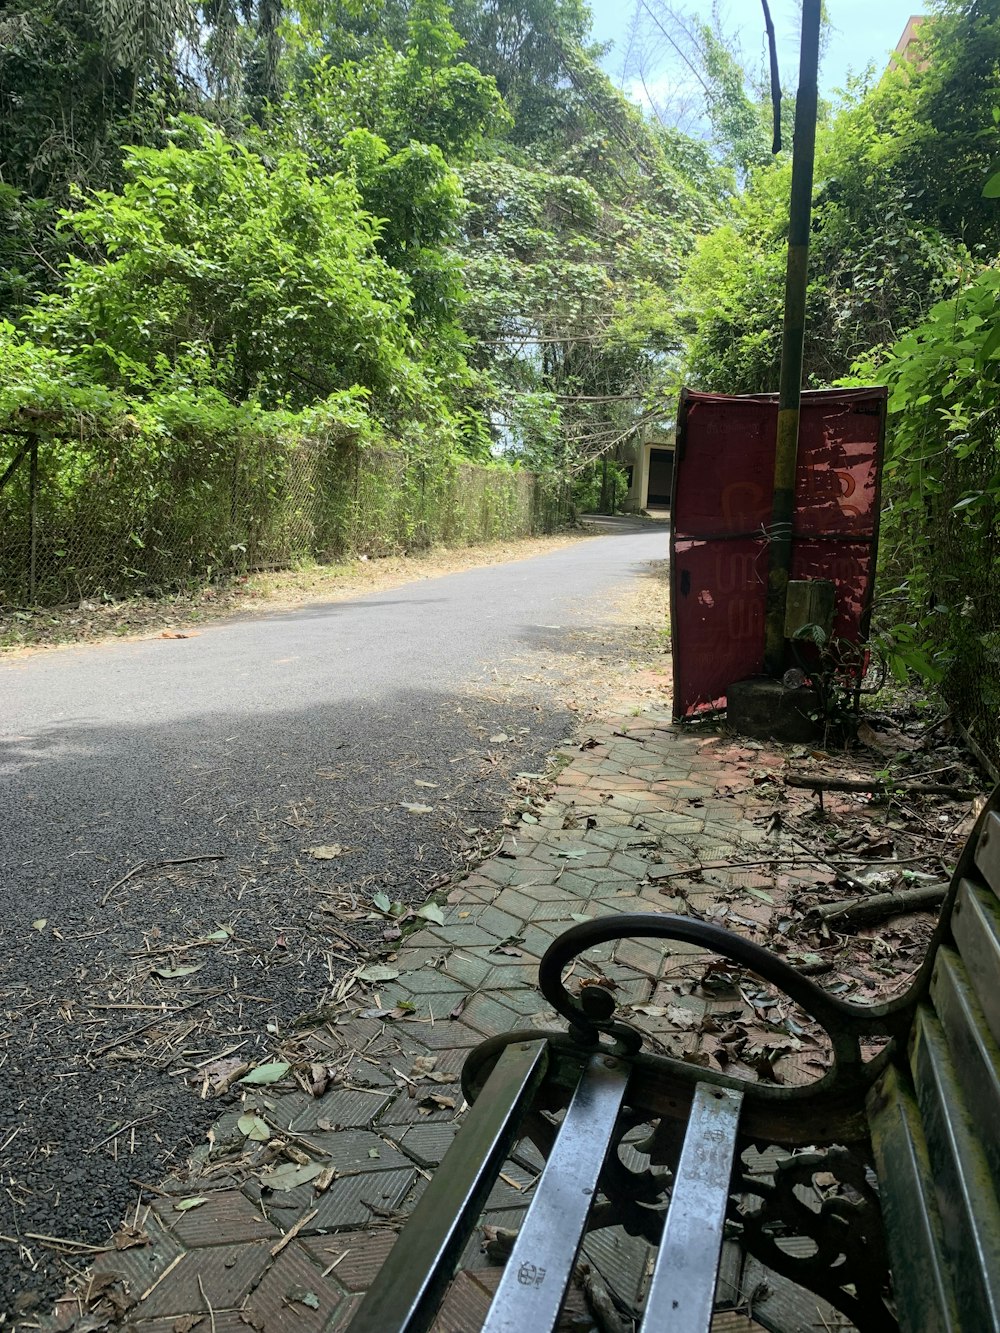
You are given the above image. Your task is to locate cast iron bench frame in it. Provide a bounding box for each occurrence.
[348,790,1000,1333]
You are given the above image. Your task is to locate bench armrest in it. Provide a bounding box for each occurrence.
[539,912,909,1084]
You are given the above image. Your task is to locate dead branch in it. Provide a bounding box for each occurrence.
[805,883,949,932]
[785,776,976,800]
[651,853,940,882]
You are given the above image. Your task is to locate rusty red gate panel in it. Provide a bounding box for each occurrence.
[669,387,887,720]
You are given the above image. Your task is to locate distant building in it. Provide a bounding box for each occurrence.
[622,423,675,513]
[890,15,927,70]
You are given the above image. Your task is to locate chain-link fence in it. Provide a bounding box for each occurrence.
[0,428,568,609]
[927,435,1000,778]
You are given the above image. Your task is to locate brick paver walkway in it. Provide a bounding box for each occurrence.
[46,707,843,1333]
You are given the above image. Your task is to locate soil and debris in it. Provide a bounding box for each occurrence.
[41,669,990,1333]
[0,703,571,1320]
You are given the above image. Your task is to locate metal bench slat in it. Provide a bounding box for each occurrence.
[641,1083,743,1333]
[911,1008,1000,1330]
[868,1064,961,1333]
[346,1040,549,1333]
[951,879,1000,1050]
[931,947,1000,1184]
[479,1052,631,1333]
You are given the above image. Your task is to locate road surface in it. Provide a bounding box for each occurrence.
[0,520,667,1316]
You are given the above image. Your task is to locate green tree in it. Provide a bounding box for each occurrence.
[679,0,998,394]
[458,95,725,468]
[0,0,290,316]
[449,0,593,146]
[882,0,1000,252]
[28,121,419,411]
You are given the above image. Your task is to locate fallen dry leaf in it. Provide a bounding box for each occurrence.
[111,1225,149,1252]
[153,962,204,979]
[306,844,347,860]
[580,975,619,993]
[418,1093,456,1111]
[260,1161,324,1192]
[358,963,400,983]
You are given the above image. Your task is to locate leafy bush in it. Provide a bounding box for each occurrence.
[865,266,1000,696]
[24,120,421,412]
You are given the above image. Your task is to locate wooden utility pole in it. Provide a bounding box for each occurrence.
[762,0,822,676]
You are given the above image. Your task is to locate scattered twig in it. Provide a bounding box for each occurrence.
[321,1250,348,1278]
[197,1273,217,1333]
[192,1041,247,1070]
[0,1232,113,1255]
[270,1208,318,1258]
[89,991,224,1058]
[0,1126,22,1155]
[777,821,872,896]
[87,1115,157,1155]
[101,854,225,906]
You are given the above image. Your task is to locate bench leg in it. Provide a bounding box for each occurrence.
[641,1082,744,1333]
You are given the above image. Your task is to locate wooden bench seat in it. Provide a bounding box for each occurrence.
[868,809,1000,1331]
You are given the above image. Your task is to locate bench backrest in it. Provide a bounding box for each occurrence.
[870,807,1000,1332]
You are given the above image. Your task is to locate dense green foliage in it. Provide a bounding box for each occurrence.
[0,0,726,527]
[29,126,416,407]
[5,0,1000,748]
[681,2,1000,395]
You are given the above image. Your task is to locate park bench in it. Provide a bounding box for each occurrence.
[347,789,1000,1333]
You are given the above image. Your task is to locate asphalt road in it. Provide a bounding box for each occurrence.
[0,520,666,1318]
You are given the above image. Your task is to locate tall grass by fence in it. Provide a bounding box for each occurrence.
[0,427,567,608]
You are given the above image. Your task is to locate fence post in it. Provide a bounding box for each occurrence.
[28,437,39,603]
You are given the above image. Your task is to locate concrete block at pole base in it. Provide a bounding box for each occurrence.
[727,676,824,744]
